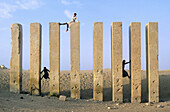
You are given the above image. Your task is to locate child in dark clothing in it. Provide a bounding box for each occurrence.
[40,67,50,80]
[122,60,131,78]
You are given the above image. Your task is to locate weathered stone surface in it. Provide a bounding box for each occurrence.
[49,23,60,96]
[10,23,22,93]
[129,22,141,103]
[70,22,80,99]
[59,95,66,101]
[30,23,42,95]
[93,22,103,101]
[146,22,159,103]
[111,22,123,103]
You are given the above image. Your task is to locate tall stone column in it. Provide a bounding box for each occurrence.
[30,23,42,95]
[10,23,22,93]
[49,23,60,96]
[93,22,103,101]
[146,22,159,103]
[129,22,141,103]
[70,22,80,99]
[111,22,123,102]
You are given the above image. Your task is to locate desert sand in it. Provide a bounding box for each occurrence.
[0,68,170,112]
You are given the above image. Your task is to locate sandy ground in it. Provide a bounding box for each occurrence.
[0,69,170,112]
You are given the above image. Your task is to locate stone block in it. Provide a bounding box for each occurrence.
[30,23,42,95]
[10,23,22,93]
[129,22,141,103]
[93,22,103,101]
[111,22,123,102]
[59,95,66,101]
[70,22,80,99]
[49,23,60,96]
[146,22,159,102]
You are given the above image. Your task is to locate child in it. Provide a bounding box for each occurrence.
[40,67,50,80]
[59,13,79,32]
[122,60,131,78]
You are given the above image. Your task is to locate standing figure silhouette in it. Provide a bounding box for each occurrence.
[40,67,50,80]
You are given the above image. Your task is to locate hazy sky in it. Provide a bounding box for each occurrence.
[0,0,170,70]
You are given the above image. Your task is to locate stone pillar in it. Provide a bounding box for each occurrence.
[30,23,42,95]
[93,22,103,101]
[49,23,60,96]
[10,23,22,93]
[111,22,123,102]
[129,22,141,103]
[70,22,80,99]
[146,22,159,102]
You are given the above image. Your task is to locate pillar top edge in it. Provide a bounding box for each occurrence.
[71,22,80,24]
[11,23,22,28]
[93,22,103,24]
[130,22,141,23]
[129,22,141,27]
[147,22,158,25]
[148,22,158,23]
[145,22,158,27]
[11,23,22,25]
[111,22,122,26]
[70,22,80,27]
[30,23,41,25]
[49,22,60,24]
[111,22,122,23]
[145,23,149,26]
[129,22,141,24]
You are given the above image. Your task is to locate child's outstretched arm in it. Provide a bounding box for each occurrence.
[125,60,131,64]
[47,69,50,72]
[40,70,44,74]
